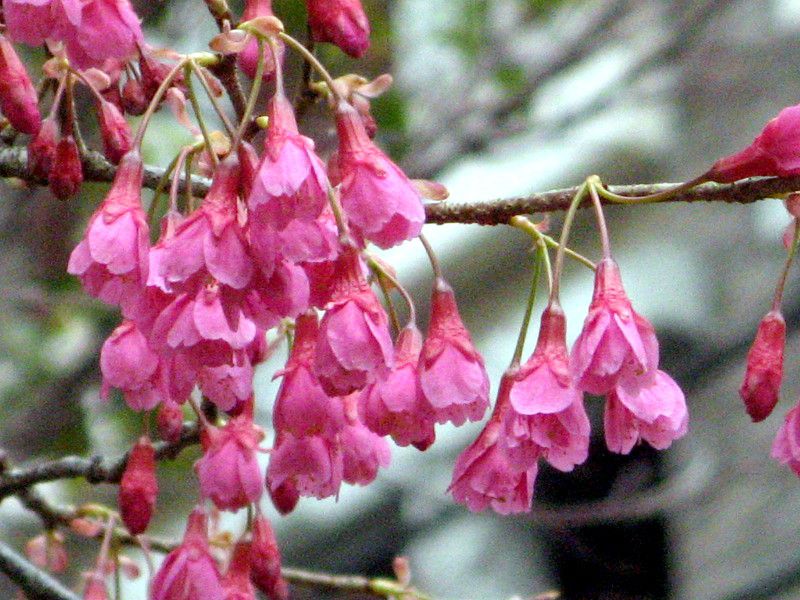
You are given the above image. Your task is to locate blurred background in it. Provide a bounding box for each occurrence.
[2,0,800,598]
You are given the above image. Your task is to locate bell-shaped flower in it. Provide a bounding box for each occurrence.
[150,507,223,600]
[238,0,285,80]
[571,258,659,395]
[334,103,424,248]
[740,309,785,422]
[0,35,41,134]
[340,393,390,485]
[221,542,256,600]
[100,320,161,411]
[313,247,393,395]
[604,370,688,454]
[68,151,148,317]
[198,352,254,413]
[266,433,343,502]
[419,278,489,426]
[772,403,800,476]
[250,515,289,600]
[359,324,436,449]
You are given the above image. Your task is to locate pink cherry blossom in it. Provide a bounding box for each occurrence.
[0,35,41,134]
[157,400,184,444]
[198,353,254,413]
[571,258,659,395]
[740,309,785,422]
[604,370,688,454]
[68,152,148,318]
[273,313,345,438]
[419,278,489,426]
[772,403,800,476]
[118,436,157,535]
[266,433,343,502]
[359,324,436,449]
[248,92,328,228]
[706,103,800,182]
[313,247,393,395]
[503,399,590,472]
[334,103,424,248]
[250,515,289,600]
[340,393,390,485]
[221,543,256,600]
[305,0,370,58]
[100,320,160,411]
[195,411,265,511]
[237,0,284,81]
[150,507,223,600]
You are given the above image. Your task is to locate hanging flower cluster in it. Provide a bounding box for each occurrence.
[8,0,800,597]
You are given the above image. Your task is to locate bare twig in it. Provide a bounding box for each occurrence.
[0,540,80,600]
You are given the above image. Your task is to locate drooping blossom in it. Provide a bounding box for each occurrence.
[313,247,394,395]
[238,0,285,80]
[419,278,489,426]
[118,436,158,535]
[604,370,688,454]
[359,324,436,449]
[97,99,132,164]
[100,321,161,411]
[450,377,536,515]
[740,309,785,422]
[250,515,289,600]
[248,91,328,230]
[772,403,800,476]
[221,542,257,600]
[340,394,391,485]
[571,257,659,395]
[5,0,144,70]
[157,400,184,444]
[150,507,223,600]
[305,0,370,58]
[0,35,41,134]
[266,433,343,502]
[68,151,148,317]
[273,313,345,438]
[49,134,83,199]
[195,406,265,511]
[334,102,424,248]
[706,103,800,182]
[198,353,254,413]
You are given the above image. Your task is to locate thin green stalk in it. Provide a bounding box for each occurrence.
[510,246,542,367]
[189,60,235,136]
[233,36,266,147]
[133,58,189,149]
[593,173,708,204]
[587,180,612,259]
[418,233,443,280]
[550,181,589,303]
[509,215,595,271]
[773,217,800,311]
[184,63,218,167]
[279,31,344,104]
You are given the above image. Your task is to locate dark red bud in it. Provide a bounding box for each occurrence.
[250,515,289,600]
[98,100,132,164]
[119,436,158,535]
[740,310,786,422]
[28,117,59,179]
[121,79,148,116]
[0,36,41,134]
[49,135,83,200]
[156,400,184,444]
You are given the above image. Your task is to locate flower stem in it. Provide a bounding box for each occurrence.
[188,60,235,137]
[133,58,189,150]
[510,243,543,368]
[509,215,595,272]
[367,254,417,325]
[184,63,219,167]
[772,217,800,311]
[550,181,590,303]
[233,37,266,148]
[418,233,443,280]
[279,32,345,104]
[594,173,708,204]
[587,177,612,259]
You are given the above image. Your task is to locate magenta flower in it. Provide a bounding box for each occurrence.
[359,324,436,449]
[6,0,143,69]
[772,403,800,476]
[237,0,284,80]
[118,436,157,535]
[150,507,223,600]
[334,103,424,248]
[604,370,688,454]
[450,420,536,515]
[97,99,132,164]
[419,278,489,426]
[248,91,328,232]
[156,400,184,444]
[740,310,785,422]
[49,134,83,200]
[503,400,590,472]
[195,412,264,511]
[273,313,345,438]
[313,247,394,395]
[0,36,41,134]
[340,394,391,486]
[250,515,289,600]
[220,543,256,600]
[100,320,160,411]
[571,258,659,395]
[305,0,370,58]
[198,355,254,413]
[266,433,343,502]
[68,152,148,317]
[706,103,800,182]
[28,117,59,179]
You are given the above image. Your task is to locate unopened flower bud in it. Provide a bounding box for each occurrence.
[305,0,370,58]
[740,310,786,422]
[97,100,132,164]
[26,531,67,573]
[157,400,184,444]
[49,135,83,199]
[0,35,41,134]
[121,78,147,115]
[27,117,59,180]
[118,436,158,535]
[250,515,289,600]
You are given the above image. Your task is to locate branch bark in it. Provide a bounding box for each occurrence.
[0,541,80,600]
[1,145,797,226]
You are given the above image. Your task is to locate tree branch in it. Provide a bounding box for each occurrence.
[1,145,797,225]
[0,423,200,500]
[0,541,80,600]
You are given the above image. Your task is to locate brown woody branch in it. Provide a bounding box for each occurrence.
[0,145,797,225]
